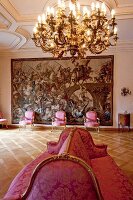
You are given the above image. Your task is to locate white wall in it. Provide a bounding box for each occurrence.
[114,51,133,127]
[0,50,133,128]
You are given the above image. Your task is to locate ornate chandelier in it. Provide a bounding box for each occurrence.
[32,0,118,58]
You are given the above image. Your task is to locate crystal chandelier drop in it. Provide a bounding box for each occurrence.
[32,0,118,58]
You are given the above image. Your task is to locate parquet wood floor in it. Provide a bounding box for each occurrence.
[0,127,133,198]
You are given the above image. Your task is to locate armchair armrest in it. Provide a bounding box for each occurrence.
[51,117,54,123]
[97,117,100,124]
[83,116,87,123]
[32,115,35,123]
[54,117,65,121]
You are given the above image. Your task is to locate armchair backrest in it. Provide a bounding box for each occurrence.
[25,111,34,120]
[55,111,66,120]
[86,111,97,122]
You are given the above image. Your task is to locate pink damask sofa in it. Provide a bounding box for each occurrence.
[2,128,133,200]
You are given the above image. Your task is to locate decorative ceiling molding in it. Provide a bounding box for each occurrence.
[0,0,20,21]
[0,0,36,22]
[1,0,133,22]
[116,7,133,17]
[101,0,117,8]
[0,30,26,50]
[0,22,7,29]
[117,4,133,8]
[16,27,31,41]
[0,13,11,29]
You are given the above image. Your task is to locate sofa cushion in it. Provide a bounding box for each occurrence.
[58,134,70,155]
[91,155,133,200]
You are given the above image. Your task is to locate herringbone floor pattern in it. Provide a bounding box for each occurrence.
[0,126,133,198]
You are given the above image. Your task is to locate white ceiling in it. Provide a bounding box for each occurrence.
[0,0,133,54]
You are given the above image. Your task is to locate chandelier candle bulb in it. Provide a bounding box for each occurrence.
[51,7,55,16]
[101,3,106,14]
[83,6,88,16]
[87,10,91,17]
[69,1,73,11]
[77,2,80,10]
[42,14,46,23]
[111,9,115,18]
[91,2,95,11]
[46,7,51,15]
[38,15,41,23]
[96,2,100,10]
[62,0,65,10]
[114,27,117,34]
[58,0,61,7]
[33,27,37,34]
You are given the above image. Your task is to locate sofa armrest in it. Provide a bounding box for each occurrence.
[91,145,108,159]
[47,141,60,154]
[47,141,58,146]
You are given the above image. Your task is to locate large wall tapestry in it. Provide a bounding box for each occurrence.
[11,56,114,125]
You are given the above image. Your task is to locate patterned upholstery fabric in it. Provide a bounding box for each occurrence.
[27,161,98,200]
[91,156,133,200]
[4,152,52,198]
[3,128,133,200]
[2,194,21,200]
[68,131,92,166]
[76,128,107,159]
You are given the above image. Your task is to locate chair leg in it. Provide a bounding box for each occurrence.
[51,125,54,132]
[5,122,8,128]
[19,125,24,131]
[31,123,34,131]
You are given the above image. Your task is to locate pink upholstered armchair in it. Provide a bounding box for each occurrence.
[84,111,100,132]
[0,112,8,128]
[52,111,66,131]
[19,110,35,130]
